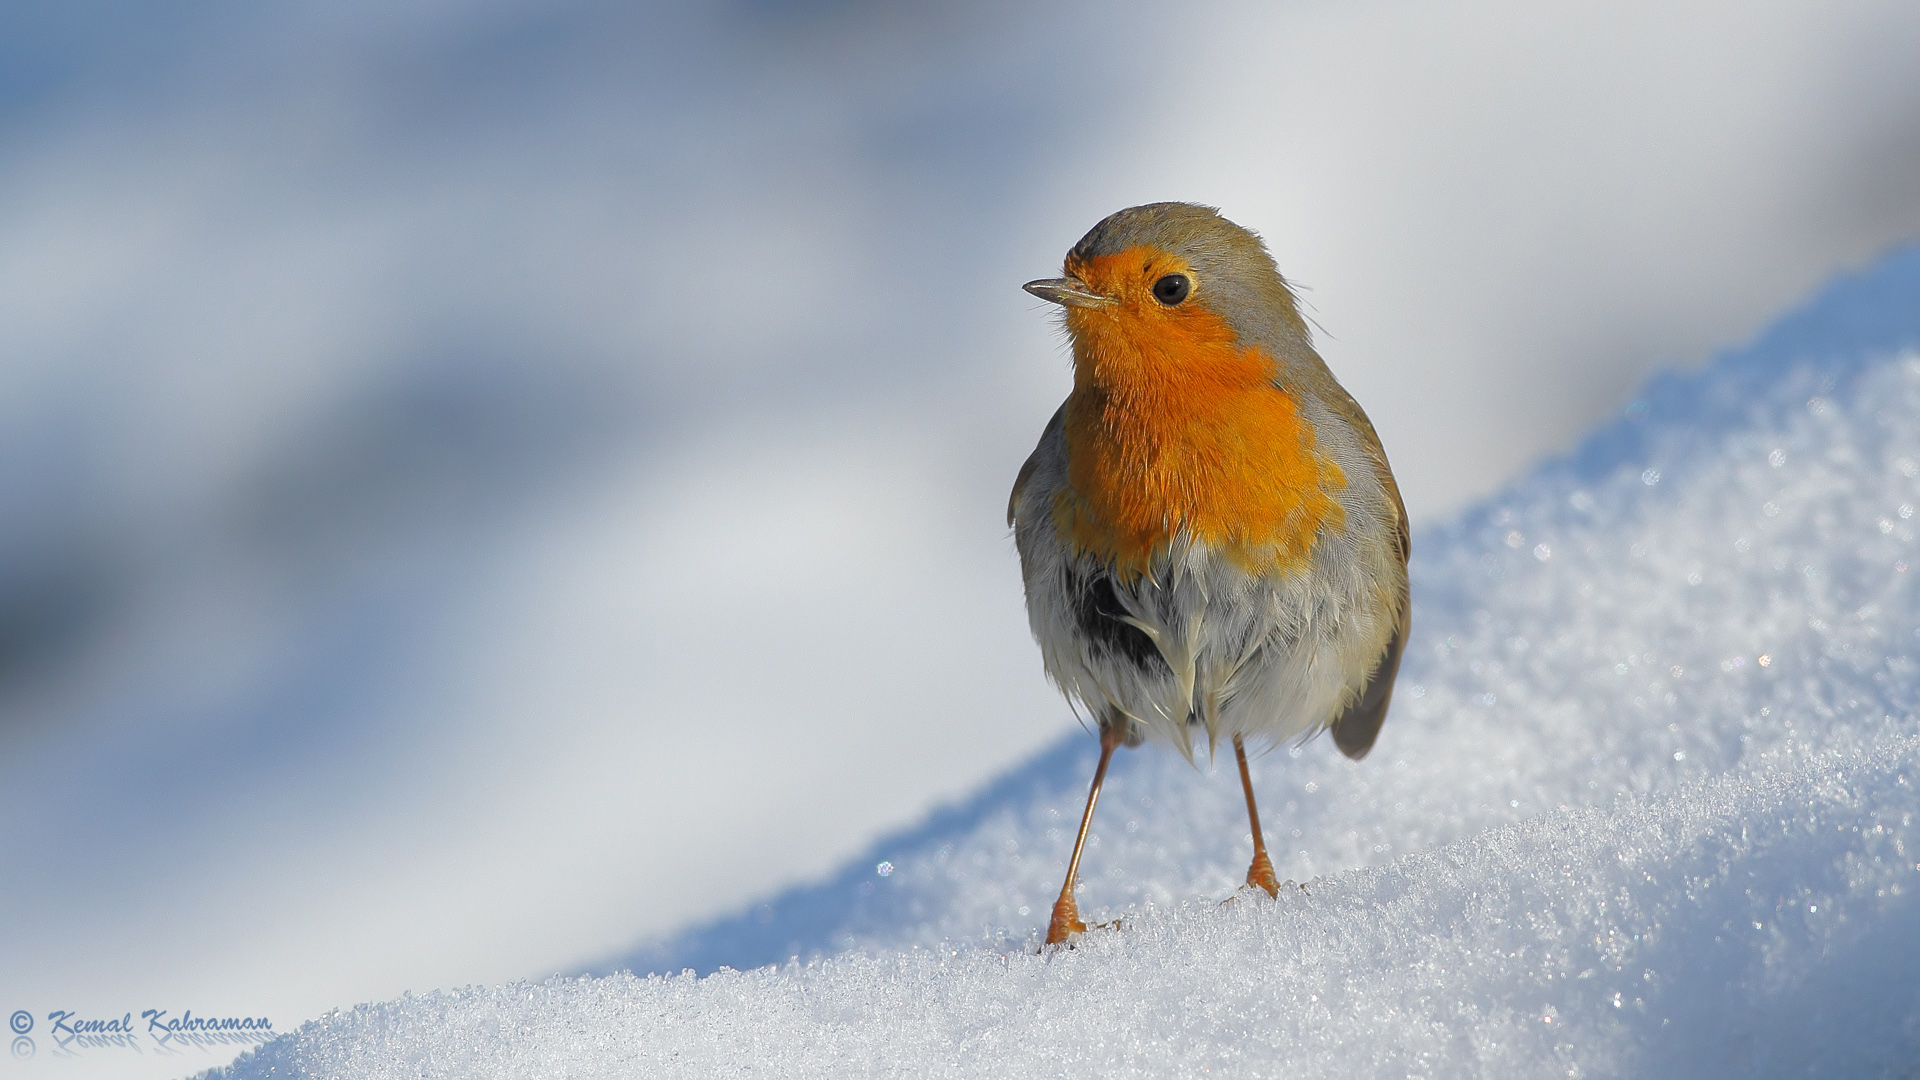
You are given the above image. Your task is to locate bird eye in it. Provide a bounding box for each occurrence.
[1151,273,1191,305]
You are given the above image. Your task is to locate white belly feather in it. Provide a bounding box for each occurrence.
[1012,417,1400,759]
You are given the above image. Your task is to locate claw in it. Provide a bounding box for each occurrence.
[1245,847,1280,898]
[1042,899,1125,950]
[1046,894,1088,945]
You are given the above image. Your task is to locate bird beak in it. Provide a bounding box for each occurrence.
[1023,277,1114,308]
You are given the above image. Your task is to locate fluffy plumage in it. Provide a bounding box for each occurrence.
[1011,203,1409,761]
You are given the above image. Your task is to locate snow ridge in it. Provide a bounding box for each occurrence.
[215,245,1920,1077]
[222,738,1920,1077]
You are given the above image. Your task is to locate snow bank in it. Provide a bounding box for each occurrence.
[220,741,1920,1077]
[214,246,1920,1077]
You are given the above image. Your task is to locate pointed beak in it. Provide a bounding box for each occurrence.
[1023,277,1114,308]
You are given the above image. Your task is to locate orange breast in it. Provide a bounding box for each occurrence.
[1052,252,1346,577]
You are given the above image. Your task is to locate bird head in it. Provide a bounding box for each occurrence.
[1023,203,1312,381]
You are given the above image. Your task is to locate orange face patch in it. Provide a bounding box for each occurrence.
[1053,246,1346,577]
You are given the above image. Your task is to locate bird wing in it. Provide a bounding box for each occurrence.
[1328,599,1407,760]
[1007,403,1066,527]
[1298,366,1410,761]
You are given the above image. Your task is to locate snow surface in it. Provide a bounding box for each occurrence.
[214,247,1920,1077]
[13,7,1920,1059]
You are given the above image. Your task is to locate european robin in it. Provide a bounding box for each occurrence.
[1010,203,1410,945]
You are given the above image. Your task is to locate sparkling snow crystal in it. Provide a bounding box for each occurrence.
[217,247,1920,1078]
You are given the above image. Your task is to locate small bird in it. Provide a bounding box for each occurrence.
[1010,203,1409,945]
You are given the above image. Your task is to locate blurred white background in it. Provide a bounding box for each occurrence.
[2,1,1919,1074]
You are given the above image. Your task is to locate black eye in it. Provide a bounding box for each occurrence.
[1151,273,1191,305]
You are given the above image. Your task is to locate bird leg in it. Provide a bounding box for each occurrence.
[1046,716,1126,945]
[1234,734,1280,898]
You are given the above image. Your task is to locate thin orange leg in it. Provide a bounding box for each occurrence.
[1234,734,1280,898]
[1047,718,1125,945]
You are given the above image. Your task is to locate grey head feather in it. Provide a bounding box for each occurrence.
[1066,202,1315,364]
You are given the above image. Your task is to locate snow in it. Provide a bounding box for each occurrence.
[11,7,1920,1061]
[212,248,1920,1077]
[218,743,1920,1077]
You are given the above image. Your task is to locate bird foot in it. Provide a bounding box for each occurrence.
[1043,896,1124,948]
[1045,895,1086,945]
[1246,850,1280,898]
[1221,878,1308,906]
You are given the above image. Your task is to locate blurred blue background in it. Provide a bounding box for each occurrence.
[3,1,1919,1071]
